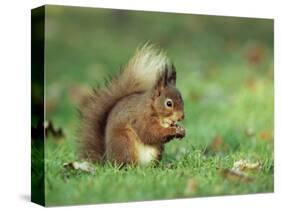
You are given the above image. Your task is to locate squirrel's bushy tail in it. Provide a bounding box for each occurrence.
[79,45,168,161]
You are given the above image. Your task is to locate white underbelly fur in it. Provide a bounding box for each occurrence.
[136,143,158,165]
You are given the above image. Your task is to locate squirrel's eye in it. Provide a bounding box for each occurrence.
[165,99,173,108]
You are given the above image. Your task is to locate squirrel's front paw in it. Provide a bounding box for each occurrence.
[175,125,185,139]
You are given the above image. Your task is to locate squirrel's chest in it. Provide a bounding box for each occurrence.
[135,143,159,165]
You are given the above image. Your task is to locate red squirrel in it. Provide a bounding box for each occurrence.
[79,45,185,165]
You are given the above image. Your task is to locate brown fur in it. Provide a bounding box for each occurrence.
[79,45,185,165]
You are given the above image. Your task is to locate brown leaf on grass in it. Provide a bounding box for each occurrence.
[246,43,265,65]
[219,168,253,183]
[233,160,261,172]
[219,159,261,183]
[212,135,224,152]
[259,130,273,142]
[63,161,96,174]
[184,178,198,195]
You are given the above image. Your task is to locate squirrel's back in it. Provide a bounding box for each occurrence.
[79,45,169,161]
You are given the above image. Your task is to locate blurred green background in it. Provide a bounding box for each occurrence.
[42,5,273,206]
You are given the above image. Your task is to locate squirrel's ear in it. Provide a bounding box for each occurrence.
[167,63,176,86]
[154,67,168,97]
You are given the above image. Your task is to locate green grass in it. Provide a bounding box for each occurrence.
[34,5,274,206]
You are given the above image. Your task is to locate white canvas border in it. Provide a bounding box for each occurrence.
[0,0,279,211]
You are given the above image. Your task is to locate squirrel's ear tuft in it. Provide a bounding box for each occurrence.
[153,63,177,97]
[167,63,176,86]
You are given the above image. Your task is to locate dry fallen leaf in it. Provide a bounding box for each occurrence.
[233,160,261,172]
[219,168,253,183]
[219,159,261,183]
[246,43,265,65]
[259,130,273,142]
[63,161,96,174]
